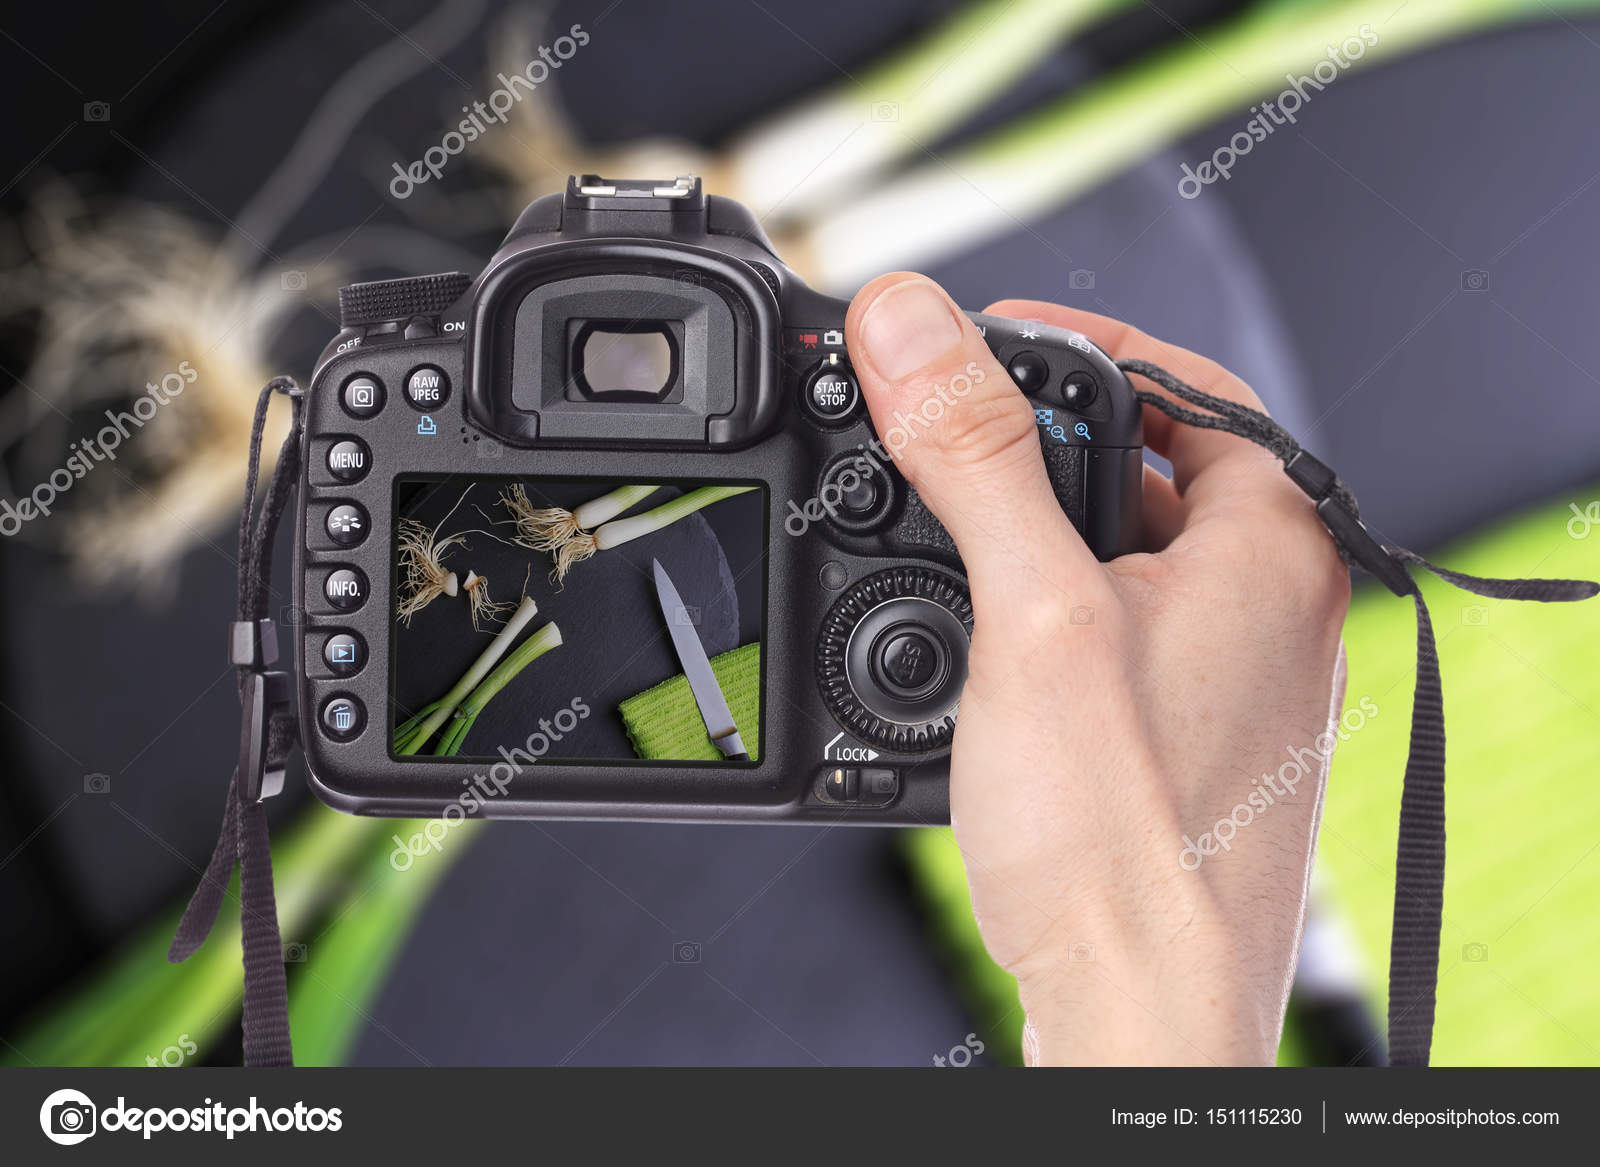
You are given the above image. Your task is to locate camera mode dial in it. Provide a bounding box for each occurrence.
[817,566,973,753]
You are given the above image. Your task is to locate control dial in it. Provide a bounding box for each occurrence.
[338,272,472,329]
[817,566,973,752]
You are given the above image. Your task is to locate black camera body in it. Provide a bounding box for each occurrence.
[295,176,1142,825]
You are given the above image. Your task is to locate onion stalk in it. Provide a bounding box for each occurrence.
[393,595,541,754]
[802,0,1600,288]
[428,621,564,756]
[551,485,757,582]
[728,0,1137,224]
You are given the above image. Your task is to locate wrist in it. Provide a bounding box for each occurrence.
[1014,937,1283,1066]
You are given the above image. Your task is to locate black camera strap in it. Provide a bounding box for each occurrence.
[177,368,1595,1068]
[168,376,304,1067]
[1119,358,1598,1066]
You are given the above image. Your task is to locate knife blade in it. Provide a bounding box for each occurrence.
[651,558,750,761]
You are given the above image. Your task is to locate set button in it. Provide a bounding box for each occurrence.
[326,437,370,483]
[341,373,384,418]
[324,568,368,611]
[326,503,368,547]
[404,365,450,411]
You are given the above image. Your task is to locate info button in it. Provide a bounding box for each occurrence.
[404,365,450,411]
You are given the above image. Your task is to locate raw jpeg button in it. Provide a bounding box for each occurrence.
[404,365,450,411]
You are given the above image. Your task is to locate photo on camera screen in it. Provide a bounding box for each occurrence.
[391,475,766,765]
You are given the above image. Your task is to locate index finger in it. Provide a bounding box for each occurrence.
[983,300,1289,509]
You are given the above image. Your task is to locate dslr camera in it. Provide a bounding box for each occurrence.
[296,176,1142,824]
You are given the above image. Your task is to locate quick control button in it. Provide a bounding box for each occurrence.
[320,695,365,741]
[324,568,367,611]
[323,633,365,676]
[817,567,973,753]
[326,503,368,547]
[342,374,384,418]
[404,365,450,411]
[1060,370,1099,409]
[1006,350,1049,393]
[326,438,370,483]
[802,354,859,423]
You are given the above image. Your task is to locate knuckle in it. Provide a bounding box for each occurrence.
[925,389,1037,465]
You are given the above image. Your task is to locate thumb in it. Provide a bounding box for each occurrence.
[845,273,1096,599]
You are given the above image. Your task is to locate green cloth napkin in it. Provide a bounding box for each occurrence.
[618,642,761,761]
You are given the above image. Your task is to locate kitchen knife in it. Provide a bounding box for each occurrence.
[651,558,750,761]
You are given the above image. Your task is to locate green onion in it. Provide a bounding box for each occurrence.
[430,621,564,756]
[575,483,662,529]
[732,0,1138,222]
[393,594,541,755]
[592,486,756,550]
[549,485,757,582]
[801,0,1600,287]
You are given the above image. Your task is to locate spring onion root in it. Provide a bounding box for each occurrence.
[462,569,512,632]
[396,488,476,625]
[501,482,661,553]
[393,595,540,755]
[550,486,757,583]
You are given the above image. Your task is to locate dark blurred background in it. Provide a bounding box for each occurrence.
[2,0,1597,1066]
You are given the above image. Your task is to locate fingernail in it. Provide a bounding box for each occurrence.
[859,279,963,381]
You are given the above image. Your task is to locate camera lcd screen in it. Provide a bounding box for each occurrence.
[390,475,765,766]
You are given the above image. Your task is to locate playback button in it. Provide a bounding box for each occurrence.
[323,632,365,676]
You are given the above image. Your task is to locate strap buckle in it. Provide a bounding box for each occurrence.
[1284,451,1415,598]
[238,670,291,803]
[231,619,289,803]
